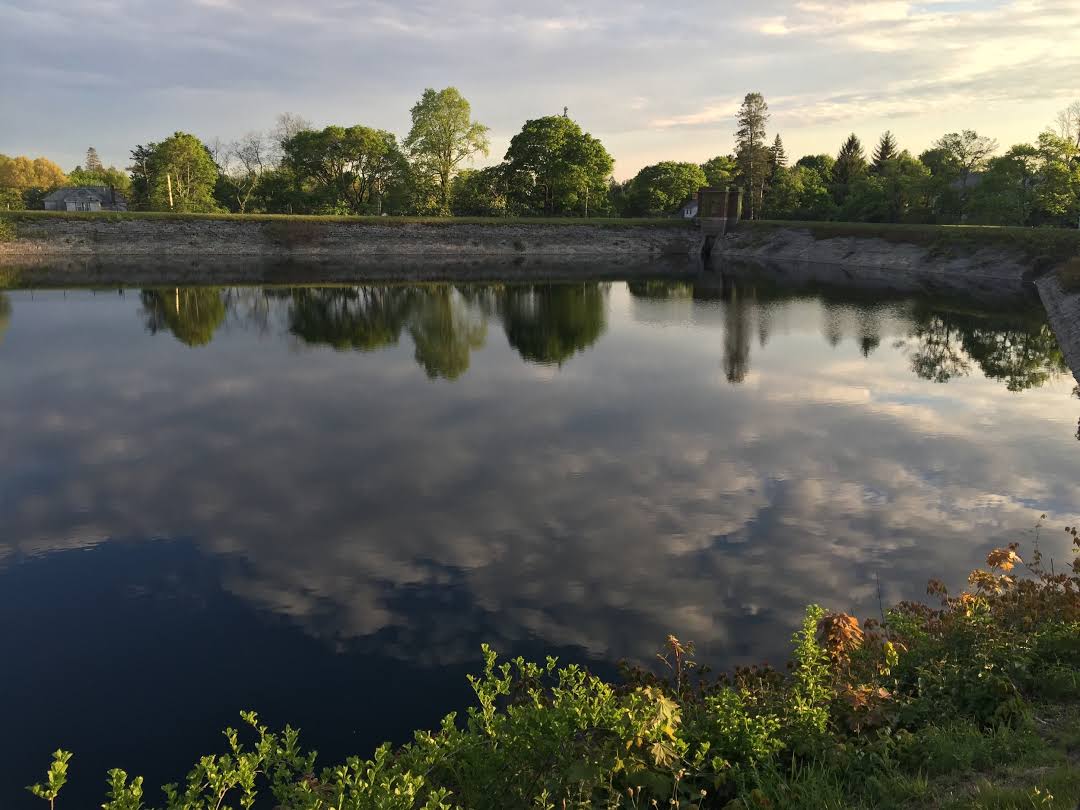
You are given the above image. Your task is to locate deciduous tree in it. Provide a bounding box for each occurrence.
[625,161,706,217]
[503,116,613,216]
[1054,100,1080,150]
[404,88,490,216]
[701,155,737,187]
[932,130,998,216]
[450,167,508,217]
[148,133,221,212]
[0,155,68,192]
[283,125,406,214]
[218,132,268,213]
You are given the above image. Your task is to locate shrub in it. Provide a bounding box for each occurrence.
[0,217,17,242]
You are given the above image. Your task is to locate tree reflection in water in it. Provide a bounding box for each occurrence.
[0,293,10,346]
[408,287,487,380]
[122,281,1075,398]
[287,287,410,352]
[499,284,607,366]
[900,304,1069,392]
[140,287,227,348]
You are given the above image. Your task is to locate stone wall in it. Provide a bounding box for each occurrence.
[0,217,699,261]
[1036,274,1080,387]
[711,227,1035,298]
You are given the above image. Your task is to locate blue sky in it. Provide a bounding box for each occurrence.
[1,0,1078,178]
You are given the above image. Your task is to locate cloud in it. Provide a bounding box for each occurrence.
[2,282,1077,671]
[1,0,1077,174]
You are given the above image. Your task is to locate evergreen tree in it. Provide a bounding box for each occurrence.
[872,131,898,173]
[735,92,770,219]
[832,134,868,204]
[85,147,104,174]
[769,134,788,169]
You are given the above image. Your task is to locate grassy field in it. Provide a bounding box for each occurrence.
[0,209,692,228]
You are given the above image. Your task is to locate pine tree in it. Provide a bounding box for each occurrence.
[832,134,867,203]
[735,92,770,220]
[769,134,788,169]
[872,131,898,173]
[85,147,104,174]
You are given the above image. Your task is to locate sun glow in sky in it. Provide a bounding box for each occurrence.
[1,0,1078,177]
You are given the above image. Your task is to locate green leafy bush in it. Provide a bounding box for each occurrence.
[0,217,17,242]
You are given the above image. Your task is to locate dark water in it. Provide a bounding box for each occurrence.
[2,277,1078,806]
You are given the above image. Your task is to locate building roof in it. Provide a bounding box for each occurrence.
[43,186,126,203]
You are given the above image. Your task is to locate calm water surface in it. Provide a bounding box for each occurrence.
[2,276,1078,806]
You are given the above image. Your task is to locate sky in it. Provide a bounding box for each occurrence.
[1,0,1079,179]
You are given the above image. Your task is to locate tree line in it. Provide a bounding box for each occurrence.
[1,90,1078,226]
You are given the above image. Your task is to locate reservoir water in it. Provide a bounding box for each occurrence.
[2,275,1078,806]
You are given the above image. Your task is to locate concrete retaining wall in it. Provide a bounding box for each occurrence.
[711,227,1034,298]
[0,218,700,261]
[1036,274,1080,387]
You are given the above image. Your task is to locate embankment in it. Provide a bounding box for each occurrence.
[0,255,701,288]
[0,213,699,264]
[1036,272,1080,388]
[712,221,1080,299]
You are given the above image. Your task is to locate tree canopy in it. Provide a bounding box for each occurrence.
[625,161,706,217]
[4,94,1078,227]
[283,125,406,215]
[0,155,68,200]
[450,167,508,217]
[404,88,490,216]
[137,133,221,213]
[701,155,737,187]
[503,116,614,216]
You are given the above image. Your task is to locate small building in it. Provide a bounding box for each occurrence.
[678,199,699,219]
[43,186,128,212]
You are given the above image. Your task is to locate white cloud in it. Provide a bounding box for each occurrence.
[1,0,1078,176]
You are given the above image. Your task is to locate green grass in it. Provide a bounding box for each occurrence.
[0,209,692,228]
[740,219,1080,270]
[740,705,1080,809]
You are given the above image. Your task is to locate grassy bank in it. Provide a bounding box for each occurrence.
[738,220,1080,275]
[29,530,1080,809]
[0,210,692,228]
